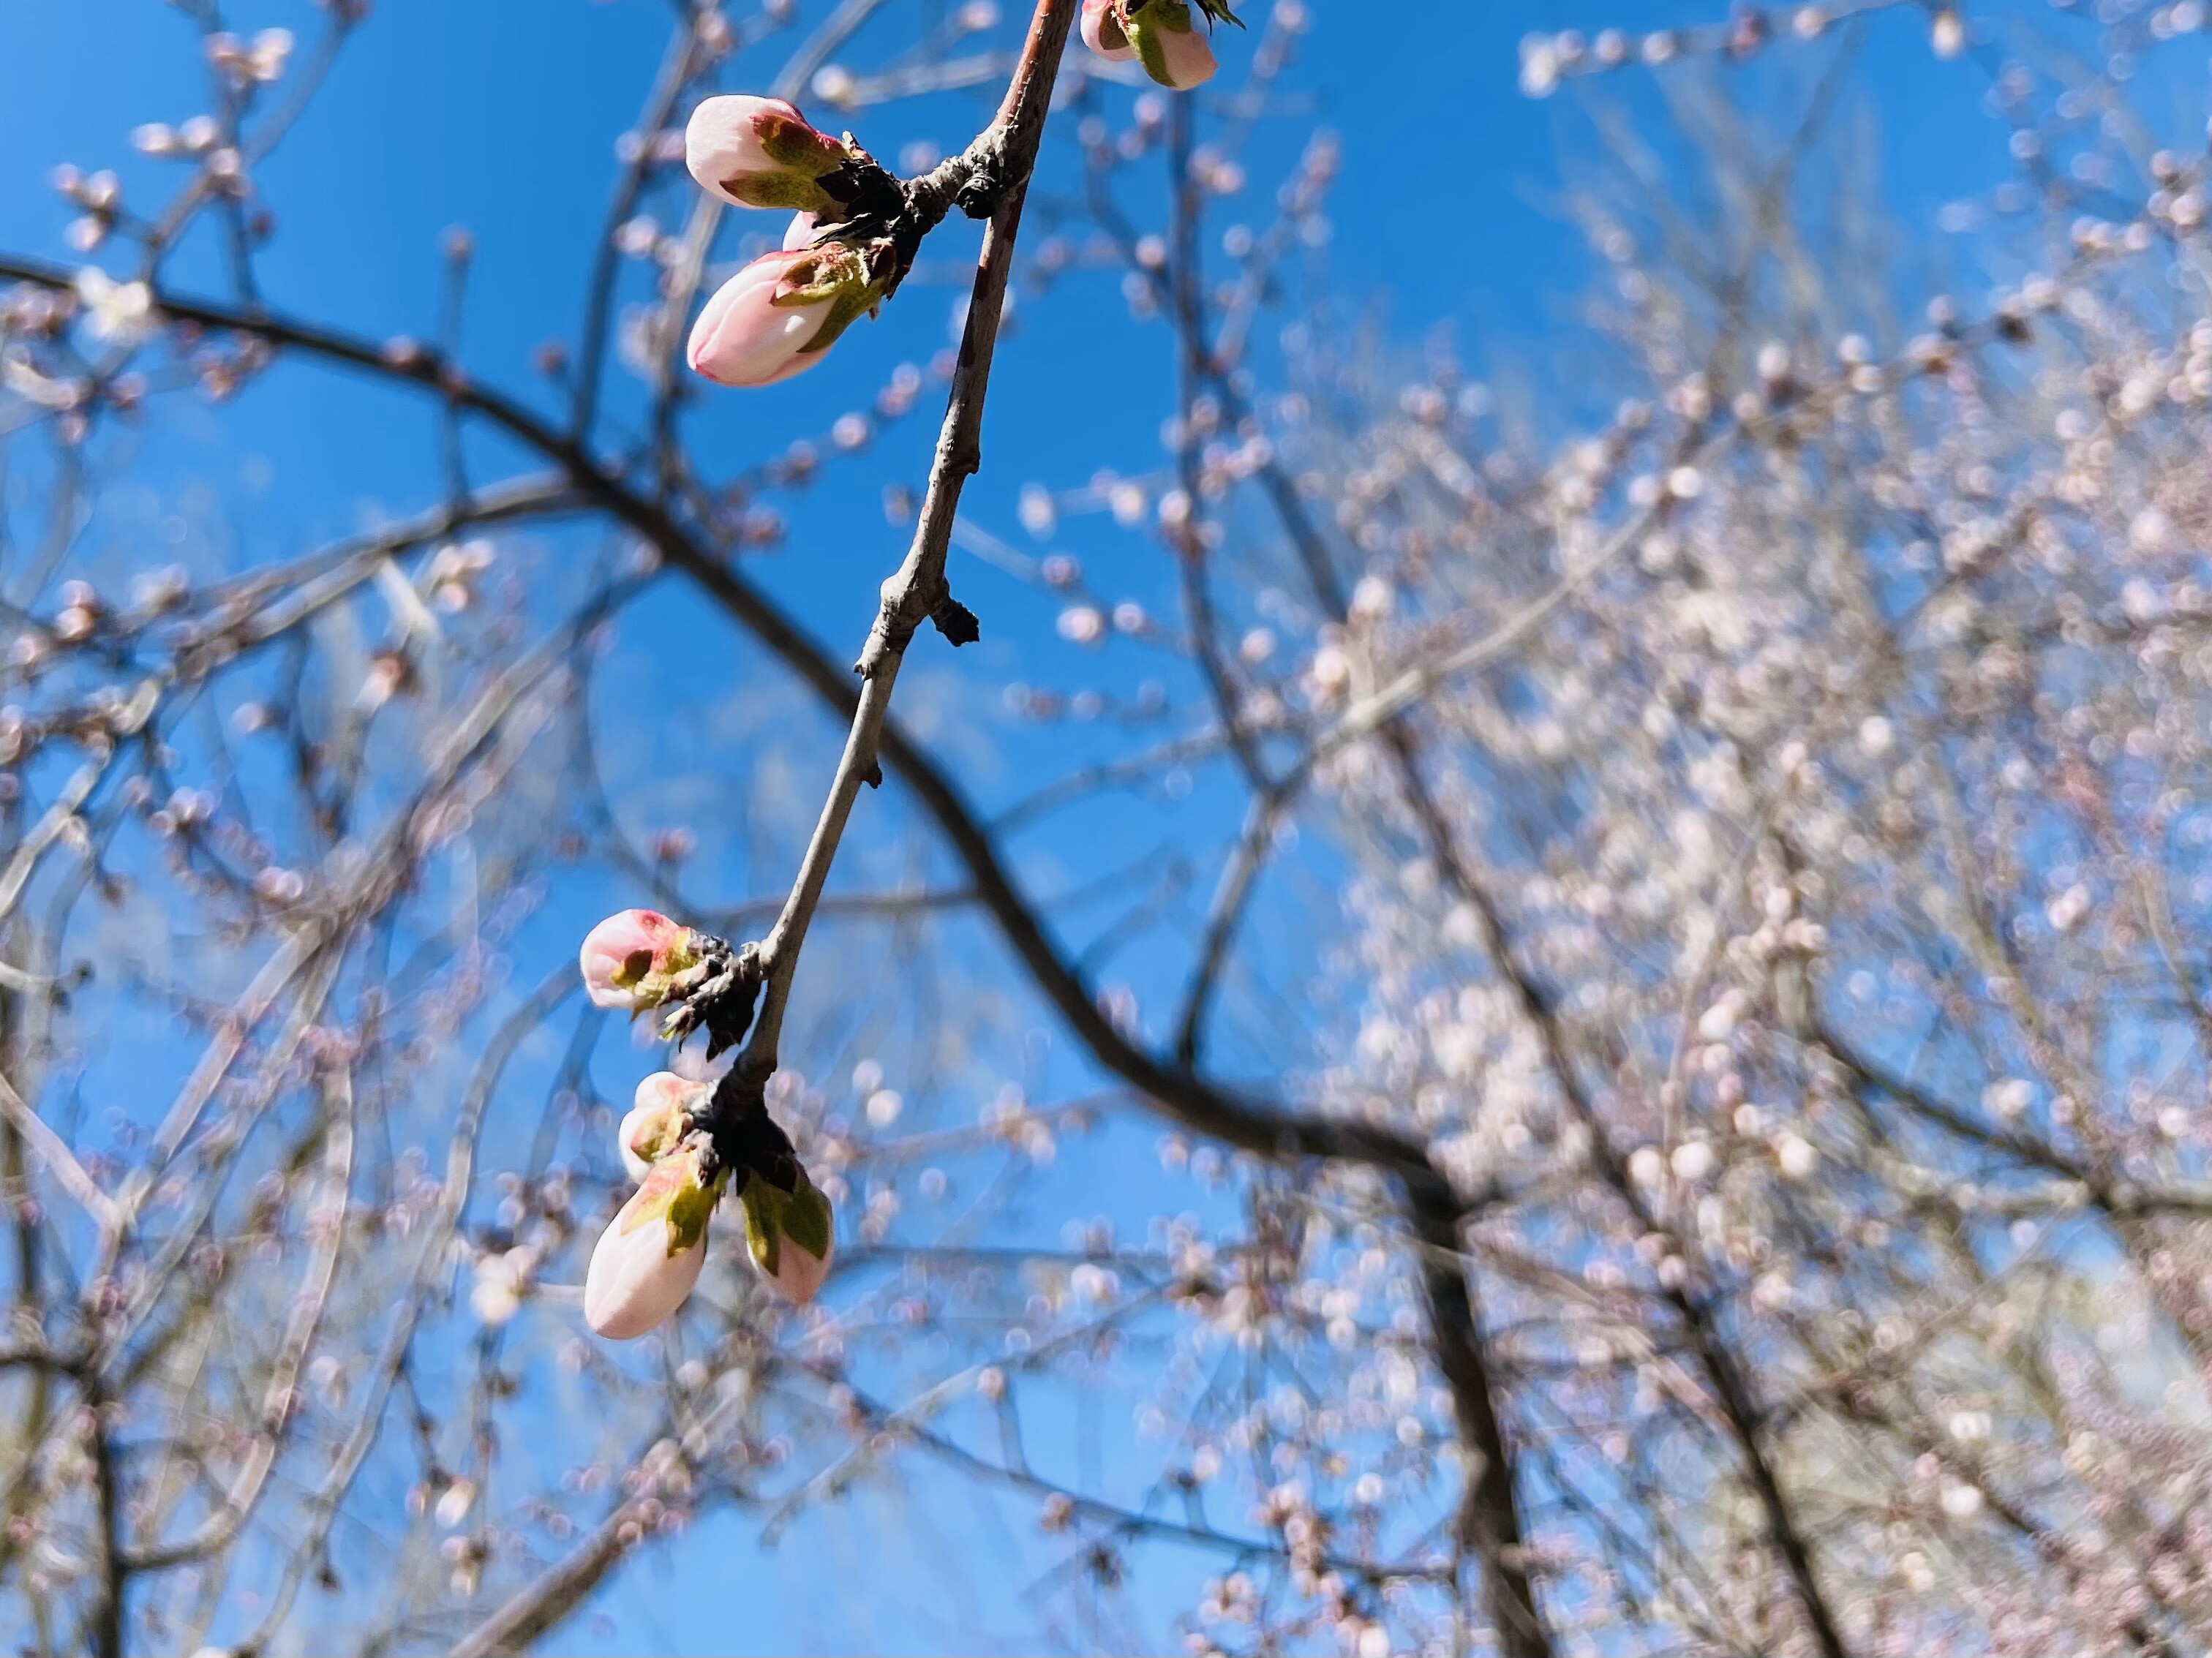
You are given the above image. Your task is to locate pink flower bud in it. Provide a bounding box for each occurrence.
[684,95,849,212]
[783,211,822,251]
[1131,1,1217,89]
[737,1167,835,1305]
[687,246,878,388]
[1090,0,1219,88]
[1081,0,1137,59]
[579,908,699,1012]
[584,1150,719,1339]
[620,1072,705,1182]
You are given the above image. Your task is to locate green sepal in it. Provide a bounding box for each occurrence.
[738,1172,783,1278]
[720,170,842,214]
[663,1167,725,1255]
[767,244,885,361]
[771,246,871,306]
[1125,3,1193,83]
[781,1175,833,1263]
[794,283,881,358]
[739,1168,832,1278]
[608,934,699,1011]
[625,1153,725,1257]
[1191,0,1244,26]
[753,113,846,173]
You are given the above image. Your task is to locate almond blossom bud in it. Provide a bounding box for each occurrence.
[1090,0,1219,89]
[684,95,849,213]
[584,1148,721,1339]
[621,1073,705,1182]
[737,1166,835,1304]
[688,245,879,388]
[579,908,700,1012]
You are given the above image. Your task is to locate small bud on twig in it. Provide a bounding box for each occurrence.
[737,1162,835,1304]
[620,1073,707,1182]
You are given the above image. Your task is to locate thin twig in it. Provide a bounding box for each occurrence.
[727,0,1080,1096]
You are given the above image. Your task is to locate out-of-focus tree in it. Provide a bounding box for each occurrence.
[5,1,2212,1654]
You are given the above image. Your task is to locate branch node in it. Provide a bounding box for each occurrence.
[929,592,982,647]
[952,155,1005,219]
[692,1068,802,1194]
[656,935,767,1060]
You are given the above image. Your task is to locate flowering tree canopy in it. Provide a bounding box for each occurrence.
[4,0,2212,1654]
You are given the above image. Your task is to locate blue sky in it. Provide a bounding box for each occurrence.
[0,0,2025,674]
[0,1,2092,1651]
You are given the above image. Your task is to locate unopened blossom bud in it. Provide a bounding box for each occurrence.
[579,908,699,1012]
[584,1148,721,1339]
[621,1072,706,1182]
[737,1165,835,1304]
[688,245,879,388]
[1306,641,1352,702]
[1088,0,1219,89]
[684,95,850,213]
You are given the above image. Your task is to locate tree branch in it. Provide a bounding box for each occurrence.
[0,249,1465,1193]
[726,0,1080,1104]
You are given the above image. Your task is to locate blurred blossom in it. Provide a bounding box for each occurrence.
[73,268,149,345]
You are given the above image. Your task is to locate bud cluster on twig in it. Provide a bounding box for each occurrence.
[680,0,1238,389]
[578,909,834,1338]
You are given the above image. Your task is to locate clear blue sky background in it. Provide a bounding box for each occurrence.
[0,1,2074,1651]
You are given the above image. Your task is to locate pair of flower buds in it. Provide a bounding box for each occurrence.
[680,0,1222,389]
[681,97,885,389]
[579,910,835,1339]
